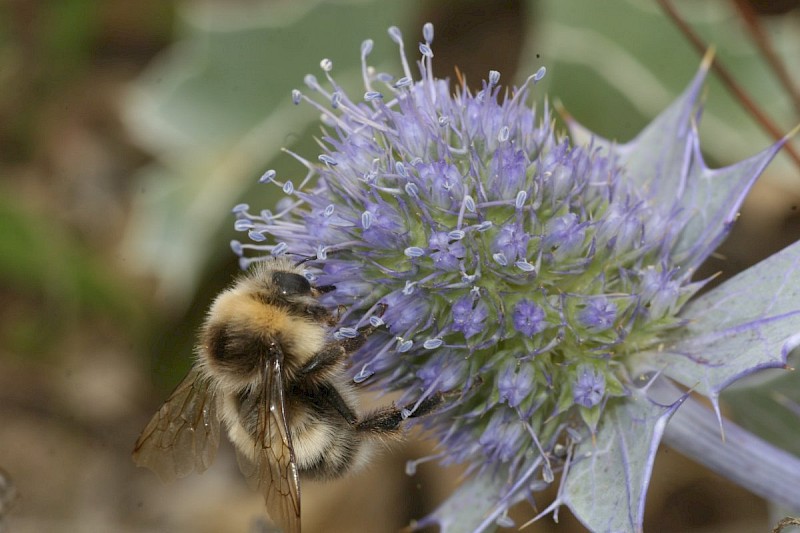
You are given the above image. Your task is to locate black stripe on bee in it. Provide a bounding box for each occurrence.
[205,324,278,375]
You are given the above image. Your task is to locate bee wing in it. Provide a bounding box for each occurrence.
[236,355,301,533]
[132,367,221,483]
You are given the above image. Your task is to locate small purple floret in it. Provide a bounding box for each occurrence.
[573,365,606,408]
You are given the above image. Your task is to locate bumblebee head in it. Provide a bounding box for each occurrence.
[199,257,335,382]
[240,257,337,329]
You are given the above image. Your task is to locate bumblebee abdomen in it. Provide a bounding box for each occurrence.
[290,409,367,481]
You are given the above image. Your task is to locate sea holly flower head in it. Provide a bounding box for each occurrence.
[232,23,800,533]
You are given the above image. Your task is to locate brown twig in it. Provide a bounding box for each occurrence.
[731,0,800,115]
[656,0,800,171]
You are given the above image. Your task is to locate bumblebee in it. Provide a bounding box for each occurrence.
[133,257,444,532]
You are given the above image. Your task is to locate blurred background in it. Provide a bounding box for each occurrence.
[1,0,799,531]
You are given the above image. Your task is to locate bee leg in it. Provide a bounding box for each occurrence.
[294,346,343,380]
[336,304,387,354]
[355,392,448,434]
[313,382,358,425]
[305,383,448,435]
[355,378,480,435]
[337,322,378,353]
[296,319,384,379]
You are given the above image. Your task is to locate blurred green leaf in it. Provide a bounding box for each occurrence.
[122,0,421,304]
[0,186,145,354]
[41,0,100,82]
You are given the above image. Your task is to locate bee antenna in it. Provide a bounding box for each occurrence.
[292,254,316,267]
[292,248,342,266]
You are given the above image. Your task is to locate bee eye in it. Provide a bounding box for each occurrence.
[272,271,312,296]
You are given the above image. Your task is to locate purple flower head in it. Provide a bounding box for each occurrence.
[381,290,429,336]
[451,294,488,340]
[316,261,372,302]
[428,231,466,271]
[497,361,536,408]
[638,265,687,320]
[360,200,407,248]
[512,299,546,337]
[488,146,528,201]
[479,409,527,463]
[491,223,529,266]
[573,364,606,408]
[302,205,351,243]
[578,296,617,333]
[230,24,800,533]
[414,160,465,210]
[542,213,586,260]
[416,351,466,393]
[596,200,647,253]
